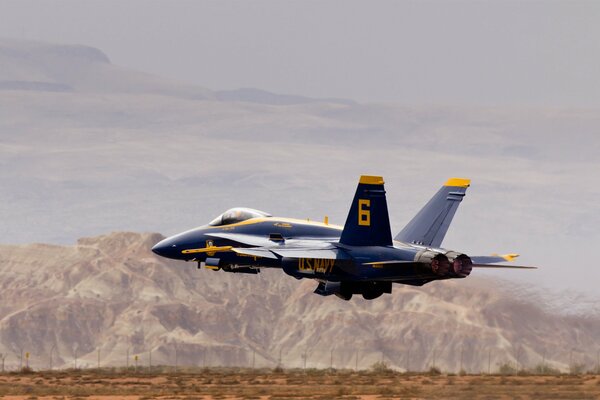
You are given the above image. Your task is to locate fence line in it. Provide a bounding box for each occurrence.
[1,343,599,375]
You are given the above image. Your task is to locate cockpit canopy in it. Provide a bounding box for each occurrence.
[208,207,272,226]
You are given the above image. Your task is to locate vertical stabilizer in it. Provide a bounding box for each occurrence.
[339,175,393,246]
[395,178,470,248]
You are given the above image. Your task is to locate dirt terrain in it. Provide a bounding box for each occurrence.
[1,369,599,400]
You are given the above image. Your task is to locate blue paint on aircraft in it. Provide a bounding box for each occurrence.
[152,176,536,301]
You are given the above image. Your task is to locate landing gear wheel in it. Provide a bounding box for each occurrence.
[362,290,384,300]
[335,292,353,301]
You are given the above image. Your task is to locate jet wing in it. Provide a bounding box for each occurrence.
[230,246,348,260]
[470,253,537,269]
[271,248,349,260]
[205,232,343,260]
[206,232,338,248]
[231,247,279,259]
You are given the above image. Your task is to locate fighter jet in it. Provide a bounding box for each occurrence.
[152,176,535,300]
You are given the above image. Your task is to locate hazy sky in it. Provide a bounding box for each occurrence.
[1,0,599,107]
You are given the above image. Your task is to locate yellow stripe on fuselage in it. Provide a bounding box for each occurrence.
[182,246,233,254]
[203,217,343,231]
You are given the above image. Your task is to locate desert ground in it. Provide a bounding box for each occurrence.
[1,368,600,400]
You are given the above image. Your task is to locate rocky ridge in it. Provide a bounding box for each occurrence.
[0,232,598,372]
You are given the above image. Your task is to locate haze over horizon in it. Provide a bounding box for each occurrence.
[1,0,600,107]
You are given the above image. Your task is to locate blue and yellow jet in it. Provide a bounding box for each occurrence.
[152,176,535,300]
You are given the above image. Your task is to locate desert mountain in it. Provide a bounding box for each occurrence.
[0,38,349,105]
[0,38,214,100]
[0,232,598,372]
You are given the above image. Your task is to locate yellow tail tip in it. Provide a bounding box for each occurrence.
[444,177,471,188]
[359,175,385,185]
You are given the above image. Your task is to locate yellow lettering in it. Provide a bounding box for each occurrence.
[298,258,336,274]
[358,199,371,226]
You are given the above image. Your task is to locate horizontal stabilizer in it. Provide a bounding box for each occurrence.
[471,254,519,264]
[471,264,537,269]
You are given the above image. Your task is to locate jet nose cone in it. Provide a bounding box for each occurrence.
[152,238,176,258]
[151,242,163,256]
